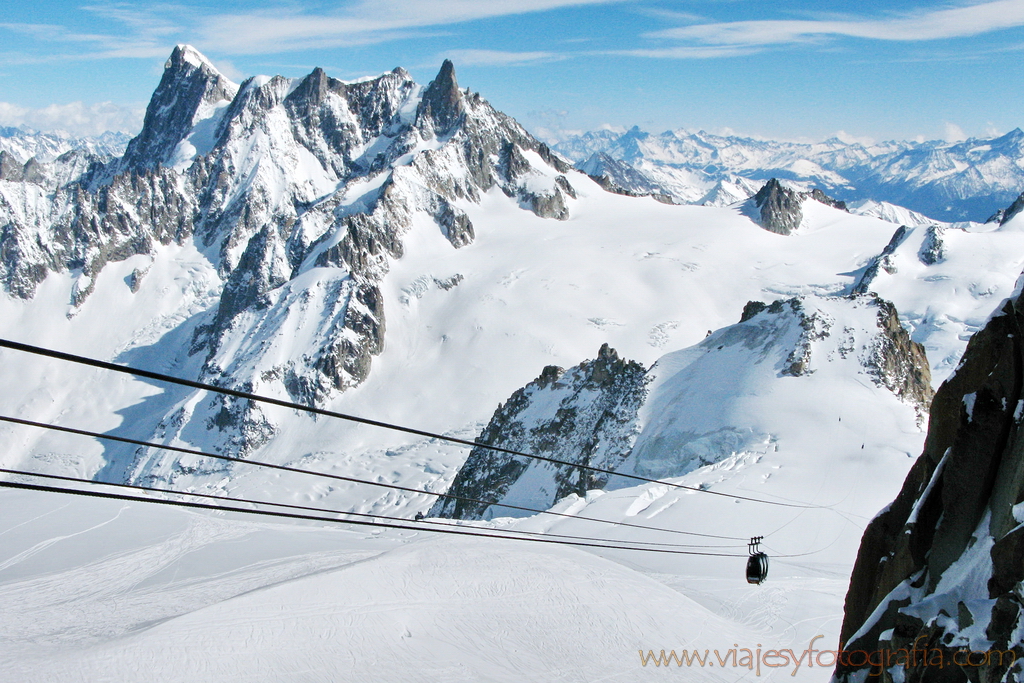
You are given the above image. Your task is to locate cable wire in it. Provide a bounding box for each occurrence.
[0,414,748,543]
[0,338,828,510]
[0,473,748,557]
[0,467,738,550]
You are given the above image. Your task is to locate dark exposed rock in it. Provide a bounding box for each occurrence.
[436,201,475,247]
[500,142,531,186]
[125,267,148,293]
[429,344,650,519]
[751,179,849,235]
[918,225,946,265]
[22,158,48,185]
[864,298,934,413]
[417,59,464,139]
[853,225,911,294]
[528,187,570,220]
[555,174,577,199]
[835,289,1024,683]
[433,273,463,291]
[0,151,24,181]
[753,179,803,235]
[810,188,848,211]
[739,300,769,323]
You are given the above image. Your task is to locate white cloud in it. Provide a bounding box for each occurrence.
[209,58,245,82]
[650,0,1024,47]
[0,101,144,137]
[2,0,622,61]
[441,49,563,66]
[195,0,618,55]
[943,122,967,141]
[606,45,758,59]
[834,130,876,145]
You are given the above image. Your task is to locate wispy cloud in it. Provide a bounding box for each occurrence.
[440,49,565,67]
[0,0,621,62]
[606,45,758,59]
[195,0,619,54]
[0,7,178,61]
[650,0,1024,47]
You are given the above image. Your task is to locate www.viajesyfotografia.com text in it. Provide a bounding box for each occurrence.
[639,635,1017,677]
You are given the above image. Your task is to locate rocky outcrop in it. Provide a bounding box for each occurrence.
[918,225,946,265]
[865,298,934,413]
[753,179,804,235]
[739,296,931,413]
[834,289,1024,683]
[750,179,847,235]
[853,225,911,294]
[429,344,649,520]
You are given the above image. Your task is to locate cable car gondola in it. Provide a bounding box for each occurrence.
[746,536,769,585]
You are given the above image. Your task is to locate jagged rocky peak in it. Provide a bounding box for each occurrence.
[752,179,803,235]
[428,343,649,520]
[120,45,239,172]
[402,59,576,221]
[417,59,464,139]
[749,178,847,235]
[834,288,1024,683]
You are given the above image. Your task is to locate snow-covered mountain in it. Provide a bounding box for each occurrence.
[555,126,1024,222]
[433,294,932,521]
[1,44,582,472]
[4,44,1024,682]
[0,126,130,164]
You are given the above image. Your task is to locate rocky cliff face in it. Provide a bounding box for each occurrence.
[0,45,579,471]
[750,178,848,235]
[834,284,1024,682]
[428,344,649,520]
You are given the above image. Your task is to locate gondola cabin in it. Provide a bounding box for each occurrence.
[746,536,769,585]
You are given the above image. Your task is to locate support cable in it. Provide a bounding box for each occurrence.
[0,472,749,557]
[0,467,738,549]
[0,414,747,543]
[0,338,826,510]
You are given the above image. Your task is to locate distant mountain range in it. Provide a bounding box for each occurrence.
[554,126,1024,222]
[7,111,1023,225]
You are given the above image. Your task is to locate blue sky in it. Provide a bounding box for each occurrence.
[2,0,1023,142]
